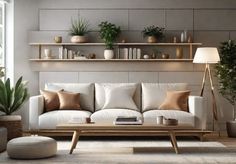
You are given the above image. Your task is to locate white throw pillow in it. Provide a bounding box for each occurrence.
[102,85,138,110]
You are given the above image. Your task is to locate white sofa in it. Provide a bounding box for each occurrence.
[29,83,206,130]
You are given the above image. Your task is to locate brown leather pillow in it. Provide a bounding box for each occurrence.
[40,90,60,112]
[159,90,191,112]
[57,91,81,110]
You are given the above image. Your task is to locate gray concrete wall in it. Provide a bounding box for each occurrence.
[11,0,236,129]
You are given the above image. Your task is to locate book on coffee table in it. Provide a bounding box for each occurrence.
[114,116,143,125]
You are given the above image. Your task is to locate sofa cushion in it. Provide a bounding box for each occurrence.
[39,110,92,129]
[143,110,195,127]
[40,90,60,112]
[103,85,138,111]
[159,90,190,112]
[95,83,141,111]
[45,83,94,112]
[57,91,81,110]
[91,109,142,123]
[142,83,188,112]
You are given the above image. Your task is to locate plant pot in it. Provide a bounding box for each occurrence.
[147,36,157,43]
[226,121,236,137]
[104,49,114,59]
[162,53,170,59]
[176,47,183,59]
[0,115,22,140]
[71,35,88,43]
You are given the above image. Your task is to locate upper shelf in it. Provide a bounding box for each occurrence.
[29,42,202,46]
[29,59,193,62]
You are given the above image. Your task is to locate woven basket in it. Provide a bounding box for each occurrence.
[163,118,178,126]
[0,115,22,140]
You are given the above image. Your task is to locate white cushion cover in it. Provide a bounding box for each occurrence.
[142,83,188,112]
[91,109,142,123]
[45,83,94,112]
[39,110,92,129]
[103,85,138,110]
[7,136,57,159]
[95,83,141,111]
[143,110,195,127]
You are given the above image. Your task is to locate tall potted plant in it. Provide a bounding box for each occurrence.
[69,18,90,43]
[215,40,236,137]
[0,76,29,140]
[98,21,121,59]
[142,25,164,43]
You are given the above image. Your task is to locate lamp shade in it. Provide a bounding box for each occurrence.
[193,47,220,64]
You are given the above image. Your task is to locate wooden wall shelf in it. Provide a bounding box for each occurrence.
[29,42,202,46]
[29,59,193,62]
[29,42,202,60]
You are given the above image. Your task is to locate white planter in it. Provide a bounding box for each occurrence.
[104,49,114,59]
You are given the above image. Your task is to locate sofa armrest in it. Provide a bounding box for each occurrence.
[29,95,44,130]
[188,96,206,130]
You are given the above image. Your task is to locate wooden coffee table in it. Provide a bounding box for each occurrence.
[57,123,211,154]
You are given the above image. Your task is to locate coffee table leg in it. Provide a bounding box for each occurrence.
[70,131,79,154]
[169,131,179,154]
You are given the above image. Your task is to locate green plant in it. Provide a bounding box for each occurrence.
[142,25,164,38]
[0,67,4,78]
[215,40,236,120]
[98,21,121,49]
[69,18,90,36]
[0,76,29,115]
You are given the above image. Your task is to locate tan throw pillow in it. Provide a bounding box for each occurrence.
[40,90,60,112]
[57,91,81,110]
[159,90,190,112]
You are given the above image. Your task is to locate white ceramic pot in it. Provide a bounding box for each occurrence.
[104,49,114,59]
[71,35,88,43]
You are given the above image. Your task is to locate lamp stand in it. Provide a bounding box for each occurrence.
[200,64,219,132]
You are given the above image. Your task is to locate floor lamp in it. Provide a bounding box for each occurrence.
[193,47,220,130]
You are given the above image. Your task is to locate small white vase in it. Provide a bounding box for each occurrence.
[104,49,114,59]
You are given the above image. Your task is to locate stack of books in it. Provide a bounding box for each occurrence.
[114,116,143,125]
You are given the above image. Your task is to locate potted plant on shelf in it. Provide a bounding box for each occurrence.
[142,25,165,43]
[215,40,236,137]
[98,21,121,59]
[0,76,29,140]
[69,18,90,43]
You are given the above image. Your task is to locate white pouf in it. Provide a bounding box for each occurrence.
[0,127,7,152]
[7,136,57,159]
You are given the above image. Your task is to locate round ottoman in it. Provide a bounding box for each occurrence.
[7,136,57,159]
[0,127,7,152]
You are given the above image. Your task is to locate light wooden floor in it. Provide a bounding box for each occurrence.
[204,131,236,147]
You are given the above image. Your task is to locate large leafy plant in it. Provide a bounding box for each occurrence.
[215,40,236,120]
[98,21,121,50]
[69,18,90,36]
[0,67,4,78]
[0,77,29,115]
[142,25,165,38]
